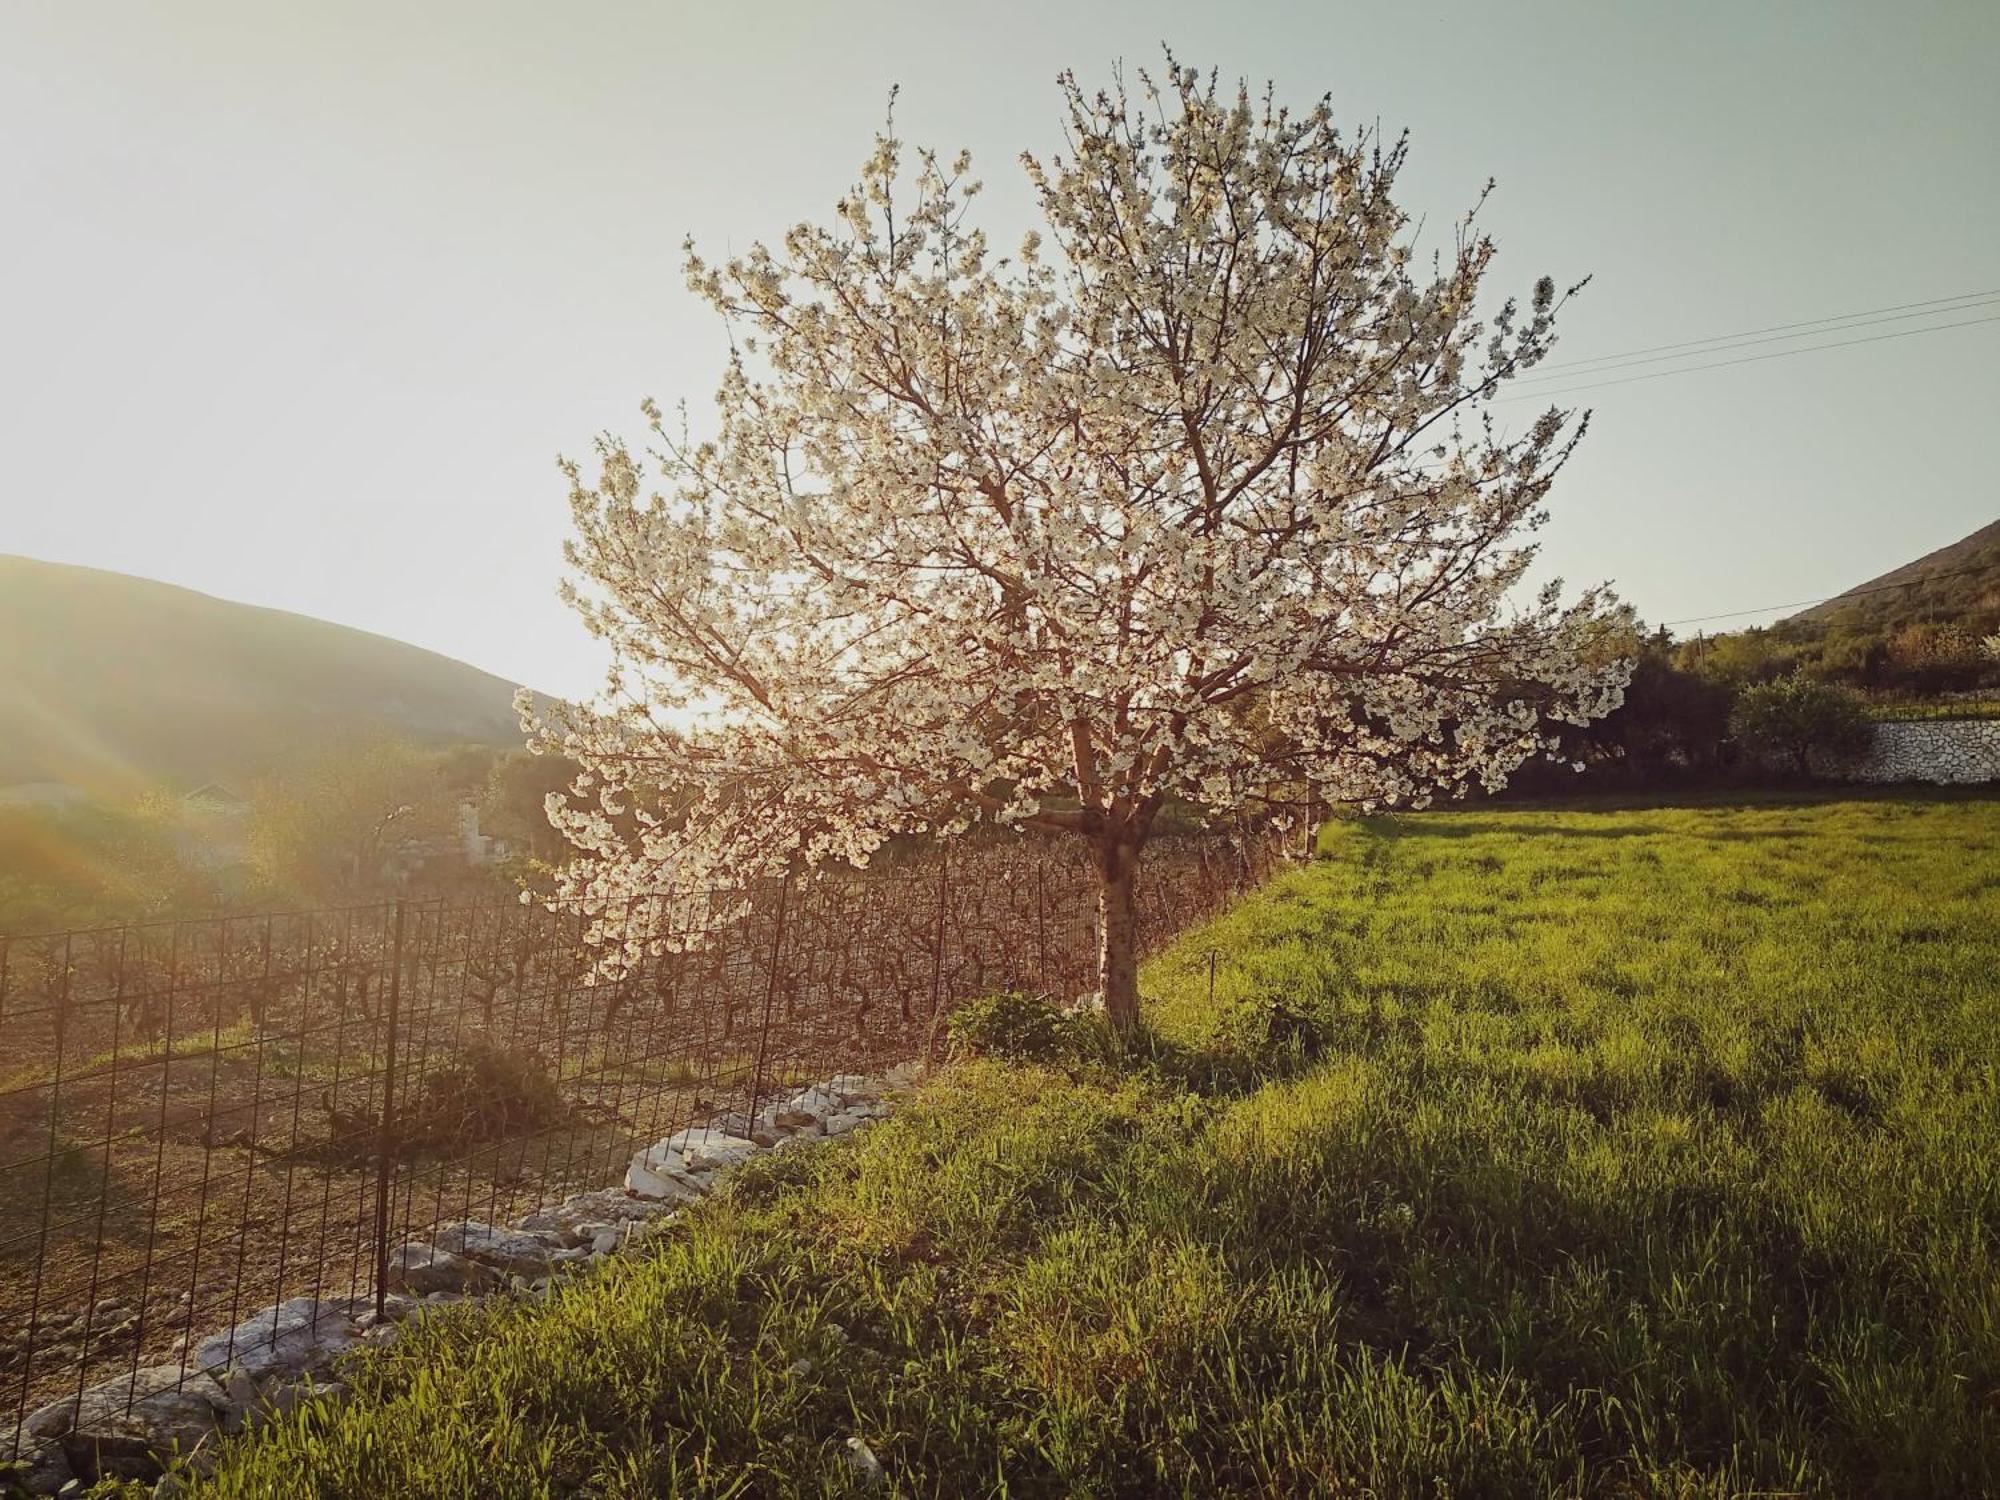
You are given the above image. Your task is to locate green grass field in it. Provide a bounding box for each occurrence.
[167,794,1999,1498]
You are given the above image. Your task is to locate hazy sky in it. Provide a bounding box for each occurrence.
[3,1,1995,699]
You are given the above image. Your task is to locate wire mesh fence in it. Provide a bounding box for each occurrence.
[0,832,1280,1469]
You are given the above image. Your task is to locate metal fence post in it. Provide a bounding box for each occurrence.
[371,901,407,1319]
[747,871,792,1130]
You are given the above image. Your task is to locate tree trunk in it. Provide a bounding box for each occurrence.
[1093,836,1142,1032]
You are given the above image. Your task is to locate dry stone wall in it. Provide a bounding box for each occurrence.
[1840,718,2000,785]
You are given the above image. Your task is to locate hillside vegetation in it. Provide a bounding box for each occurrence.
[167,794,2000,1498]
[1789,516,2000,635]
[0,555,527,790]
[1658,518,2000,705]
[1527,522,2000,788]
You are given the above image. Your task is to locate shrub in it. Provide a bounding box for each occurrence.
[1728,675,1874,776]
[402,1040,566,1154]
[945,991,1086,1065]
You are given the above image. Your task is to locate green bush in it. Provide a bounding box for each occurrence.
[945,990,1087,1064]
[401,1040,566,1154]
[1728,674,1874,775]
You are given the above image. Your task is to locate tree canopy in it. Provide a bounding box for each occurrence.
[1728,676,1874,777]
[537,59,1630,1025]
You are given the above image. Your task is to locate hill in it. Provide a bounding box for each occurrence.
[0,554,530,790]
[1787,516,2000,635]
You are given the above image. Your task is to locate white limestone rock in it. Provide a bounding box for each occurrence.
[780,1086,845,1122]
[761,1103,823,1134]
[384,1242,502,1297]
[658,1126,761,1172]
[189,1296,367,1383]
[431,1221,567,1278]
[844,1436,885,1485]
[2,1429,75,1495]
[625,1144,708,1202]
[522,1188,681,1233]
[26,1364,234,1483]
[352,1294,417,1330]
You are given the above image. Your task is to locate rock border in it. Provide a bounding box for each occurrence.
[3,1065,917,1495]
[1839,717,2000,784]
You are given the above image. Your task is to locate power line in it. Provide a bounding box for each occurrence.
[1507,296,2000,386]
[1659,561,1994,629]
[1529,287,2000,374]
[1496,311,2000,403]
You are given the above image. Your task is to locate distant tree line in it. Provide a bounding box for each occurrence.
[1506,610,2000,796]
[1682,617,1997,701]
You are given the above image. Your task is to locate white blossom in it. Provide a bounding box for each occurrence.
[530,59,1633,1027]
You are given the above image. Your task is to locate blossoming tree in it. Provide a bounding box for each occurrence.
[535,62,1631,1030]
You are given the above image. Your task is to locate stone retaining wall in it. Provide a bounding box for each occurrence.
[1841,718,2000,784]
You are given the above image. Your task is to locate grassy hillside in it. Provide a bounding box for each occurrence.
[0,555,528,790]
[1788,515,2000,635]
[168,794,1999,1498]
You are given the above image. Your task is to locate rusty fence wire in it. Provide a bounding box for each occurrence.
[0,832,1281,1466]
